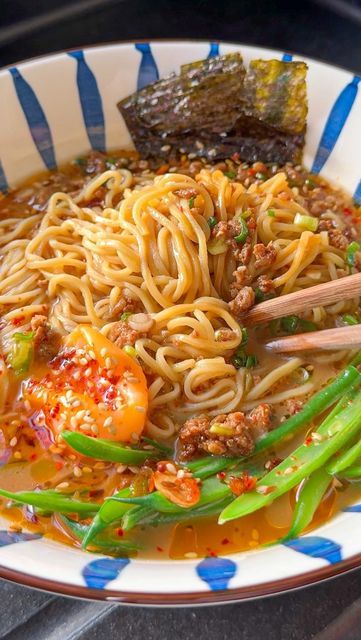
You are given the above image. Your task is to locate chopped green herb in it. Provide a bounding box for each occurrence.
[281,315,300,334]
[106,157,117,168]
[305,177,316,190]
[123,345,138,359]
[224,171,236,179]
[267,209,276,217]
[189,196,196,208]
[255,172,266,181]
[240,327,248,346]
[342,314,359,326]
[7,331,34,375]
[207,216,218,229]
[255,288,276,302]
[234,217,249,244]
[346,242,360,267]
[120,311,133,322]
[245,354,258,369]
[294,213,318,232]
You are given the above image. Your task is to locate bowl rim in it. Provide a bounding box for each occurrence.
[0,39,360,604]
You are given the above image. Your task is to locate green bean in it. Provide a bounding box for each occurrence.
[219,392,361,523]
[328,438,361,475]
[140,437,172,455]
[338,464,361,478]
[58,515,139,554]
[0,488,100,515]
[253,364,361,456]
[81,487,133,548]
[124,497,233,530]
[61,430,161,464]
[284,468,331,540]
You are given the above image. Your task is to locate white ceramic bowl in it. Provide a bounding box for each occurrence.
[0,41,360,604]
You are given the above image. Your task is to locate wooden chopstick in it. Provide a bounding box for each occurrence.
[244,272,361,325]
[265,325,361,353]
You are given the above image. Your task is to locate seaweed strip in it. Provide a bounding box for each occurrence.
[118,54,307,164]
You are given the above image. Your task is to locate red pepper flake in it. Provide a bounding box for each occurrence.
[11,315,25,326]
[228,471,257,496]
[247,168,256,176]
[217,471,226,481]
[156,164,169,175]
[221,538,230,545]
[343,207,353,216]
[156,546,164,552]
[305,436,313,446]
[116,527,124,537]
[55,461,64,471]
[30,453,37,461]
[209,550,218,557]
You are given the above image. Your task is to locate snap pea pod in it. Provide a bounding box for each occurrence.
[284,468,331,540]
[0,489,100,515]
[58,515,139,554]
[82,487,133,548]
[219,393,361,523]
[61,431,161,464]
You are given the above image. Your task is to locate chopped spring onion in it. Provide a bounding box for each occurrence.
[305,177,316,190]
[342,314,359,326]
[224,171,236,179]
[240,327,248,346]
[231,348,258,369]
[267,209,276,217]
[255,288,276,302]
[7,331,34,375]
[209,423,234,436]
[245,354,258,368]
[105,157,117,168]
[234,217,249,244]
[120,311,133,322]
[189,196,196,208]
[346,241,360,267]
[207,216,218,229]
[207,236,228,255]
[294,213,318,232]
[255,172,266,180]
[281,315,317,334]
[123,344,138,358]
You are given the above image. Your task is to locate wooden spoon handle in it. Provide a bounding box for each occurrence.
[265,325,361,353]
[245,272,361,325]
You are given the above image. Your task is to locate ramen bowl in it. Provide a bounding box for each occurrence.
[0,41,360,604]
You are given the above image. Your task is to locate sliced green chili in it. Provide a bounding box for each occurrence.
[346,241,360,267]
[234,217,249,244]
[207,216,217,229]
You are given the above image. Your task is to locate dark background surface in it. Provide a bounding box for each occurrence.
[0,1,361,638]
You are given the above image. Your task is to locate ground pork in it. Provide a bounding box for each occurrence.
[256,275,275,295]
[229,286,255,316]
[253,243,277,270]
[178,405,272,460]
[30,315,61,362]
[229,266,251,299]
[108,321,141,349]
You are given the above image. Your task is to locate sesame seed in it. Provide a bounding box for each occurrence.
[14,451,22,459]
[70,416,78,429]
[66,390,73,401]
[9,437,17,447]
[76,348,85,356]
[85,367,92,377]
[82,466,92,474]
[68,453,77,461]
[251,528,259,541]
[105,357,112,369]
[84,415,95,423]
[177,469,185,479]
[94,462,106,469]
[76,410,86,419]
[49,444,62,454]
[24,400,31,411]
[129,466,140,474]
[100,347,107,357]
[72,400,81,408]
[91,424,99,435]
[79,357,88,366]
[79,424,89,431]
[109,425,117,435]
[184,552,197,559]
[116,464,127,474]
[126,376,139,383]
[104,416,113,428]
[283,466,294,475]
[166,463,177,475]
[55,481,70,491]
[98,402,107,411]
[73,466,82,478]
[73,370,81,380]
[131,432,139,442]
[88,350,96,360]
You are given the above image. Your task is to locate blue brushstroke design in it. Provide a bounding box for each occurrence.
[0,161,8,193]
[68,51,105,152]
[344,503,361,512]
[282,53,293,62]
[82,557,130,590]
[9,67,56,170]
[196,556,237,591]
[135,43,159,90]
[0,531,41,547]
[208,43,220,58]
[284,536,342,564]
[311,76,360,174]
[353,181,361,204]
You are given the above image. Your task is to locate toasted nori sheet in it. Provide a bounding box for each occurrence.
[117,54,307,164]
